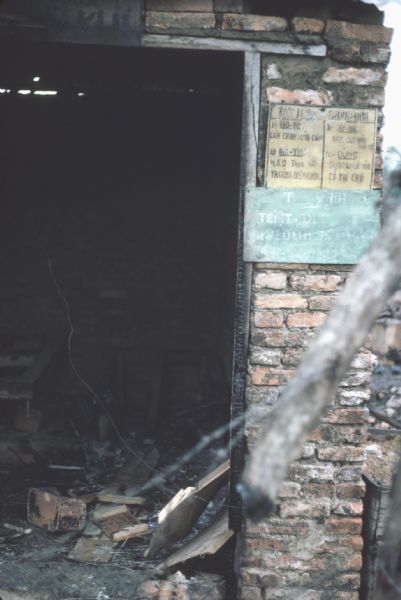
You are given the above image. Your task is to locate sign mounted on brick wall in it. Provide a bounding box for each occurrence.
[265,104,377,190]
[244,187,380,264]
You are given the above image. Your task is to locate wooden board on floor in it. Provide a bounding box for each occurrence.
[145,459,229,558]
[67,535,116,563]
[158,508,233,571]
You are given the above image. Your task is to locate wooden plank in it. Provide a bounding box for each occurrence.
[158,508,234,571]
[93,503,129,522]
[96,493,146,505]
[111,522,150,542]
[98,511,139,540]
[67,535,116,563]
[145,459,229,558]
[142,34,327,55]
[244,187,380,264]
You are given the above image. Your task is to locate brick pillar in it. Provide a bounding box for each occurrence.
[240,263,375,600]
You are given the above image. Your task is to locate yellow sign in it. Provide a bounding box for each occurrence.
[265,104,377,190]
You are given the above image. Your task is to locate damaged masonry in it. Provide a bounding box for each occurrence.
[0,0,400,599]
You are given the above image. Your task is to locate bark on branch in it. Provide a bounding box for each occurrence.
[241,203,401,520]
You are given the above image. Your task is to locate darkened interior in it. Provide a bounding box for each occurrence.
[0,42,243,596]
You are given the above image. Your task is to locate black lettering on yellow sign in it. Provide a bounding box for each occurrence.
[265,104,377,190]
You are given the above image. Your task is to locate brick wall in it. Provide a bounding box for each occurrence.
[241,264,374,599]
[237,13,392,600]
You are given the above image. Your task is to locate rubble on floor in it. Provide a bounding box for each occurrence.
[0,418,231,599]
[136,571,225,600]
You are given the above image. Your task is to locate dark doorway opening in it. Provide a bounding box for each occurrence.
[0,42,243,598]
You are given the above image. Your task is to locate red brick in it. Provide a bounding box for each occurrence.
[332,500,364,516]
[303,483,335,498]
[350,352,374,370]
[290,274,342,292]
[145,11,215,30]
[287,312,326,328]
[323,66,386,86]
[336,483,365,500]
[320,535,363,553]
[278,481,302,498]
[335,573,361,588]
[320,424,367,445]
[266,87,332,106]
[308,295,336,311]
[342,553,363,571]
[339,371,371,387]
[249,367,294,386]
[252,327,314,348]
[222,13,287,32]
[290,463,334,483]
[249,347,281,366]
[292,17,324,34]
[326,517,362,535]
[251,328,286,347]
[281,348,303,367]
[301,443,316,458]
[255,293,307,309]
[255,271,287,290]
[247,536,294,553]
[280,498,331,518]
[240,568,280,587]
[240,586,262,600]
[337,467,364,483]
[323,408,368,425]
[264,555,328,571]
[338,390,370,406]
[254,311,284,328]
[361,45,391,64]
[246,518,310,538]
[325,20,393,44]
[308,427,322,442]
[317,446,365,463]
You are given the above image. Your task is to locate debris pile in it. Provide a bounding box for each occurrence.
[0,424,232,599]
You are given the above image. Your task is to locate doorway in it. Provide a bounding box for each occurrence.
[0,41,244,597]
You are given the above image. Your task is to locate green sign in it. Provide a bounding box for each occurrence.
[244,187,380,264]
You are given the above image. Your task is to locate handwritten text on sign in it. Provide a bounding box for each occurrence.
[265,105,377,190]
[244,187,380,264]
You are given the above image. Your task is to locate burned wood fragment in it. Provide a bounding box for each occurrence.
[67,535,116,563]
[158,508,233,571]
[27,488,86,532]
[145,459,229,559]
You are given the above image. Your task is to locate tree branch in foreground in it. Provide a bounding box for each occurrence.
[241,203,401,521]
